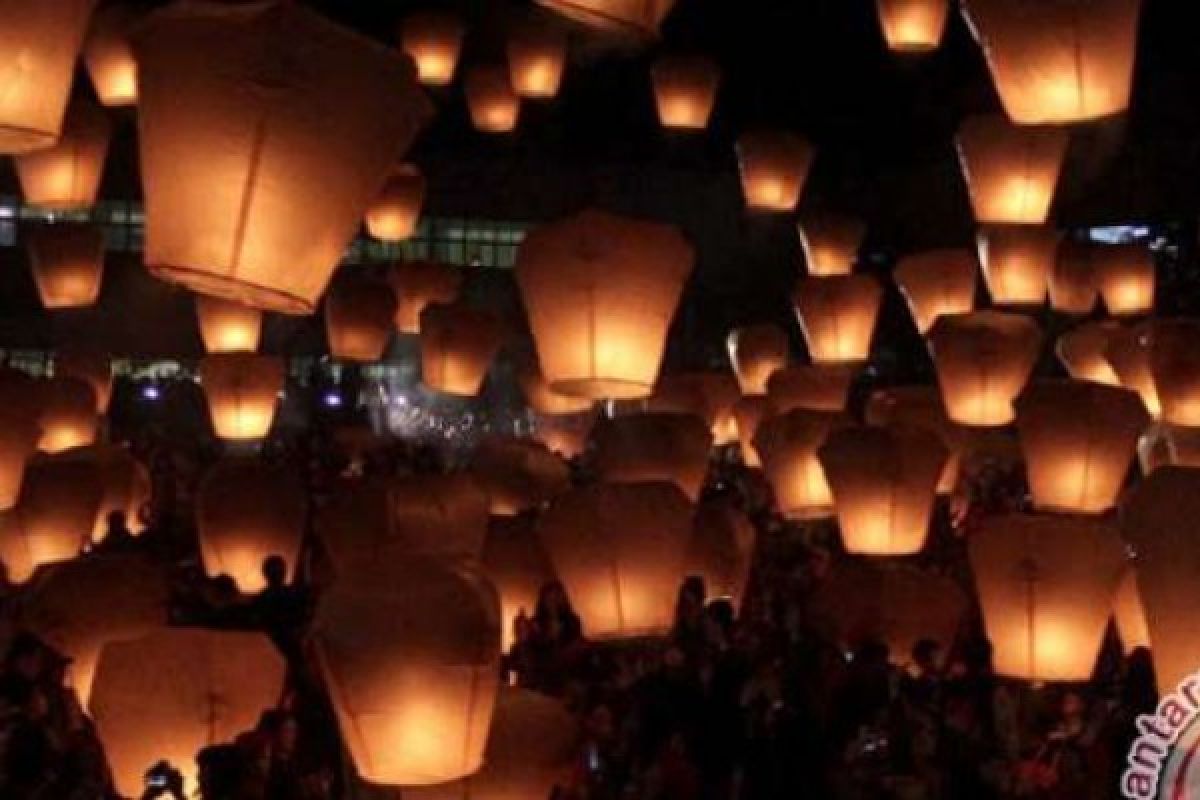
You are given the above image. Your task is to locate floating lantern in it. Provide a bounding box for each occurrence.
[38,377,98,454]
[25,222,105,310]
[366,165,425,242]
[133,1,432,313]
[956,115,1067,225]
[0,407,40,511]
[651,55,720,130]
[1049,240,1100,315]
[976,225,1057,307]
[688,499,756,608]
[1147,319,1200,427]
[1056,320,1122,385]
[465,65,521,133]
[324,276,397,363]
[83,3,140,106]
[518,364,594,415]
[793,275,882,364]
[10,452,103,570]
[1137,423,1200,475]
[591,412,713,501]
[13,97,112,211]
[927,311,1041,427]
[865,385,965,495]
[531,412,596,460]
[736,131,814,212]
[754,409,846,520]
[766,364,855,413]
[893,249,978,335]
[419,303,504,396]
[727,324,789,395]
[389,261,463,334]
[1112,566,1150,654]
[73,444,151,543]
[507,22,567,99]
[1094,243,1155,316]
[534,0,676,37]
[649,372,741,444]
[401,10,464,86]
[1105,322,1161,418]
[797,212,865,277]
[470,436,570,516]
[198,353,284,440]
[55,347,113,414]
[877,0,949,53]
[516,209,694,398]
[482,517,557,651]
[0,510,35,584]
[732,395,770,468]
[194,294,263,354]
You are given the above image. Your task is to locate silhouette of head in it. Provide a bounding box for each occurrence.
[261,555,288,589]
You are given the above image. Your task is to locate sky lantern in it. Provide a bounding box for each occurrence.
[13,96,112,211]
[970,513,1125,682]
[1147,319,1200,427]
[1015,381,1147,514]
[534,0,676,37]
[71,444,151,543]
[37,376,99,454]
[0,0,98,153]
[1112,566,1150,654]
[591,411,713,501]
[0,403,40,511]
[198,353,284,441]
[482,516,557,652]
[507,21,567,100]
[366,165,425,242]
[1094,243,1155,316]
[962,0,1142,125]
[956,115,1067,225]
[736,130,814,212]
[865,385,965,495]
[732,395,770,468]
[83,3,140,106]
[470,436,570,516]
[976,225,1056,307]
[1049,240,1100,315]
[55,346,113,415]
[727,324,789,395]
[797,212,865,277]
[649,372,741,445]
[651,55,720,130]
[401,10,464,86]
[389,261,463,334]
[1138,423,1200,475]
[133,1,432,315]
[194,293,264,354]
[688,499,756,608]
[465,65,521,133]
[531,412,596,460]
[90,628,285,798]
[927,311,1041,427]
[10,452,103,570]
[1105,323,1161,418]
[419,302,504,396]
[893,249,978,335]
[0,511,35,584]
[518,363,594,415]
[793,275,882,364]
[390,474,491,561]
[516,209,694,399]
[766,364,855,414]
[324,276,397,363]
[876,0,949,53]
[25,222,105,310]
[754,409,846,520]
[313,556,502,786]
[538,481,691,639]
[1056,320,1122,386]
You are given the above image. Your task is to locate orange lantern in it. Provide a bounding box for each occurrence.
[25,222,105,310]
[797,212,865,277]
[793,275,882,364]
[727,324,789,395]
[537,481,691,639]
[1056,320,1122,385]
[649,372,741,444]
[198,353,284,440]
[1105,322,1161,418]
[1112,566,1150,654]
[1014,381,1147,514]
[366,164,425,242]
[13,96,112,212]
[927,311,1041,427]
[401,10,464,86]
[1094,243,1155,316]
[419,303,504,396]
[194,293,264,354]
[534,0,676,37]
[1137,422,1200,475]
[753,409,846,520]
[482,516,557,651]
[962,0,1142,125]
[38,376,99,454]
[732,395,770,468]
[688,499,756,608]
[591,411,713,501]
[970,513,1125,682]
[1146,319,1200,427]
[0,510,35,584]
[531,413,595,460]
[465,65,521,133]
[0,408,40,511]
[83,3,140,107]
[10,452,103,570]
[976,224,1057,307]
[766,364,855,413]
[312,556,502,786]
[470,436,570,516]
[72,444,151,543]
[893,249,978,335]
[324,276,397,363]
[865,385,965,495]
[877,0,949,53]
[55,346,113,414]
[133,1,432,314]
[507,22,567,100]
[1049,240,1100,315]
[0,0,98,153]
[956,115,1067,225]
[389,261,463,334]
[736,130,814,212]
[516,209,694,399]
[651,55,720,130]
[518,364,594,415]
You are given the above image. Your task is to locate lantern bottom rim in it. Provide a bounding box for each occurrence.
[549,378,652,400]
[0,125,58,155]
[148,264,314,316]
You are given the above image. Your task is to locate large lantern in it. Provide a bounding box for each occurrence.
[389,261,463,334]
[0,0,98,153]
[876,0,949,53]
[55,346,113,414]
[518,364,594,415]
[90,628,286,798]
[366,165,425,242]
[1094,243,1155,316]
[927,311,1041,427]
[419,303,504,396]
[38,376,99,454]
[324,276,397,362]
[470,436,570,516]
[13,97,112,211]
[73,444,151,543]
[727,324,789,395]
[198,353,284,440]
[736,130,814,212]
[976,225,1057,307]
[1147,319,1200,427]
[1014,381,1147,514]
[865,385,965,495]
[538,482,691,639]
[591,412,713,501]
[401,10,464,86]
[893,249,978,335]
[1112,566,1150,654]
[10,452,103,570]
[970,513,1125,682]
[797,212,865,277]
[133,1,432,314]
[194,293,264,354]
[25,222,105,310]
[482,517,557,651]
[83,3,140,107]
[766,364,855,414]
[649,372,741,444]
[312,556,502,786]
[688,499,756,608]
[1049,240,1100,315]
[507,22,567,100]
[465,65,521,134]
[516,209,694,399]
[534,0,676,37]
[1105,322,1161,418]
[651,55,720,130]
[753,409,846,519]
[732,395,770,468]
[962,0,1142,125]
[1056,320,1122,385]
[793,275,882,364]
[955,115,1067,225]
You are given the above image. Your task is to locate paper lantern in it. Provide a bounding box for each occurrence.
[1094,243,1155,316]
[388,261,463,334]
[55,346,113,414]
[531,413,595,460]
[516,209,694,398]
[366,164,425,242]
[962,0,1142,125]
[970,513,1125,682]
[927,311,1041,427]
[1015,381,1147,514]
[83,3,140,107]
[90,628,285,798]
[727,324,789,395]
[1105,322,1161,418]
[507,22,567,99]
[534,0,675,37]
[518,364,594,415]
[0,510,35,584]
[1056,320,1122,385]
[651,55,720,130]
[133,1,432,314]
[736,131,814,212]
[70,444,151,543]
[688,499,756,608]
[465,65,521,133]
[732,395,770,468]
[1049,240,1100,315]
[893,249,978,335]
[0,406,40,511]
[797,212,865,277]
[1147,319,1200,427]
[198,353,284,440]
[1137,422,1200,475]
[0,0,98,153]
[865,386,965,495]
[10,452,103,570]
[313,556,502,786]
[470,436,570,516]
[194,293,263,354]
[482,517,557,651]
[877,0,949,52]
[976,225,1056,307]
[13,97,111,211]
[793,275,882,364]
[25,222,105,309]
[37,376,98,454]
[538,482,691,639]
[754,409,846,520]
[324,276,397,363]
[591,412,713,501]
[1112,566,1150,655]
[419,303,504,396]
[766,364,855,414]
[649,372,741,444]
[956,115,1067,225]
[401,10,464,86]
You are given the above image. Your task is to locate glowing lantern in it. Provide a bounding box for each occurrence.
[893,249,978,335]
[198,353,284,440]
[366,165,425,242]
[736,131,814,212]
[0,0,98,153]
[313,556,502,786]
[1094,243,1155,316]
[83,3,139,107]
[727,324,789,395]
[1105,322,1160,418]
[591,412,712,501]
[766,364,855,413]
[531,412,595,460]
[538,482,691,639]
[877,0,949,52]
[732,395,770,468]
[38,376,98,454]
[516,209,694,399]
[419,303,504,396]
[688,499,756,608]
[976,225,1056,307]
[10,452,103,570]
[649,372,741,444]
[962,0,1142,125]
[518,364,593,415]
[194,293,263,354]
[0,511,35,584]
[793,275,882,364]
[324,276,397,363]
[1137,423,1200,475]
[0,404,40,510]
[13,97,111,211]
[482,517,557,651]
[865,385,965,495]
[470,436,570,516]
[651,55,720,130]
[1049,240,1100,315]
[55,346,113,414]
[1014,381,1147,514]
[133,1,432,314]
[25,222,105,309]
[401,10,464,86]
[90,628,285,798]
[754,409,846,520]
[72,444,151,543]
[389,261,463,334]
[927,311,1041,427]
[797,212,865,277]
[1147,319,1200,427]
[465,65,521,133]
[1056,320,1122,385]
[534,0,675,37]
[970,513,1125,682]
[1112,566,1150,654]
[956,115,1067,225]
[507,22,567,99]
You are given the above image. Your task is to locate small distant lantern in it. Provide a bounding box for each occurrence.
[74,444,151,543]
[649,372,741,445]
[877,0,949,53]
[55,347,113,414]
[688,499,756,608]
[865,385,965,495]
[766,364,855,414]
[482,517,557,651]
[507,22,567,100]
[194,294,263,354]
[13,96,112,211]
[198,353,284,441]
[324,277,398,363]
[1105,322,1161,418]
[976,225,1057,307]
[732,395,770,468]
[797,212,866,277]
[927,311,1041,427]
[401,10,465,86]
[591,412,713,501]
[465,65,520,133]
[1094,243,1155,316]
[956,115,1067,225]
[83,3,140,107]
[1147,319,1200,427]
[1049,240,1100,315]
[365,165,425,242]
[651,55,720,130]
[38,377,99,454]
[11,452,103,570]
[419,303,504,396]
[793,275,882,364]
[893,249,978,335]
[1056,320,1122,386]
[518,364,594,415]
[470,436,570,516]
[754,409,846,520]
[1112,566,1150,654]
[388,261,463,334]
[535,0,676,37]
[727,324,789,396]
[25,222,105,310]
[736,130,814,212]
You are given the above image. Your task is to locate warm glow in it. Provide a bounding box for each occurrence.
[793,275,882,364]
[1138,422,1200,475]
[470,436,570,516]
[877,0,949,52]
[797,212,865,277]
[466,65,521,133]
[73,444,151,543]
[727,324,789,395]
[1094,243,1155,316]
[1112,566,1150,654]
[927,311,1041,427]
[591,411,713,501]
[1049,240,1102,314]
[956,115,1067,225]
[1146,319,1200,427]
[0,409,39,511]
[14,96,111,211]
[420,303,504,396]
[55,347,113,415]
[732,396,770,468]
[401,11,465,86]
[507,23,567,99]
[83,3,139,106]
[531,413,595,460]
[737,131,815,212]
[865,386,965,495]
[689,500,756,608]
[389,261,463,334]
[482,517,557,652]
[10,452,103,571]
[1056,320,1122,385]
[366,164,425,242]
[38,377,99,454]
[534,0,676,37]
[766,364,855,413]
[194,293,264,354]
[649,372,741,444]
[25,222,105,309]
[651,55,720,130]
[325,276,398,363]
[518,364,594,415]
[894,249,978,335]
[976,225,1057,307]
[198,353,284,440]
[754,409,846,519]
[1105,322,1161,418]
